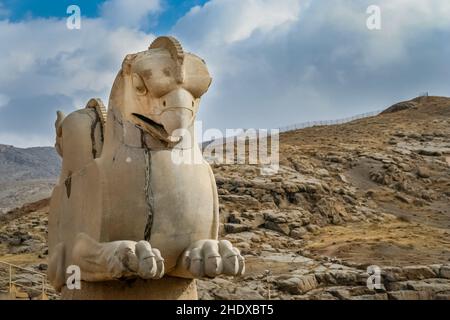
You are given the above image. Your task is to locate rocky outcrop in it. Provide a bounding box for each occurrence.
[1,96,450,300]
[381,101,418,114]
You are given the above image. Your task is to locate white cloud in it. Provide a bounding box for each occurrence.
[100,0,162,29]
[175,0,307,46]
[1,0,450,148]
[0,0,157,147]
[358,0,450,67]
[171,0,450,132]
[0,19,154,97]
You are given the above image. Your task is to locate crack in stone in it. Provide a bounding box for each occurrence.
[90,110,102,159]
[65,175,72,198]
[143,147,154,241]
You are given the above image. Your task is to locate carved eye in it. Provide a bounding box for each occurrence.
[132,73,147,95]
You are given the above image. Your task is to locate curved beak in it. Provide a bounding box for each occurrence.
[132,88,196,145]
[160,107,193,141]
[159,88,195,142]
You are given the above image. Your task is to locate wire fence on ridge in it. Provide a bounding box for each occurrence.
[277,109,383,133]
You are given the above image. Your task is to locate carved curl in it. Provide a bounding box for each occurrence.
[149,36,185,66]
[86,98,107,128]
[54,111,65,157]
[149,36,185,83]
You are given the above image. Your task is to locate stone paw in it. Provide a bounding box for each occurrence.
[135,240,165,279]
[182,240,245,278]
[109,240,164,280]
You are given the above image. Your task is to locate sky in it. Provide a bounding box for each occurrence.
[0,0,449,147]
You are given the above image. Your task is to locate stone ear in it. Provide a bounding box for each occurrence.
[54,111,65,157]
[207,77,213,90]
[121,54,137,75]
[55,111,65,137]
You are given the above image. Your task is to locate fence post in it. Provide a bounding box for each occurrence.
[275,109,382,133]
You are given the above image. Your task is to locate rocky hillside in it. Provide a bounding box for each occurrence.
[0,96,449,300]
[200,96,450,299]
[0,145,60,214]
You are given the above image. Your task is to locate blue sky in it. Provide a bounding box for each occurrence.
[0,0,449,147]
[2,0,208,32]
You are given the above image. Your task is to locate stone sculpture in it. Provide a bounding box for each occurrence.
[48,36,245,300]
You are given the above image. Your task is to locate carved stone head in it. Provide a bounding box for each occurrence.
[111,36,212,145]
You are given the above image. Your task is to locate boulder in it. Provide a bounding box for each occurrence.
[417,149,443,157]
[402,266,436,280]
[276,275,318,295]
[440,265,450,279]
[290,227,308,239]
[381,101,417,114]
[306,224,320,234]
[264,221,290,236]
[406,279,450,293]
[382,267,407,282]
[435,293,450,300]
[388,290,433,300]
[224,223,251,234]
[416,167,431,179]
[330,270,364,286]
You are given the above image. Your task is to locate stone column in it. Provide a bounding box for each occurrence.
[61,277,197,300]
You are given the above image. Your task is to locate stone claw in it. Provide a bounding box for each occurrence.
[108,240,165,280]
[182,240,245,278]
[135,241,165,279]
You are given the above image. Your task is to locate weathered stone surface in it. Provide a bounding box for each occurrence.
[382,267,407,282]
[417,167,431,179]
[264,221,291,236]
[381,101,417,114]
[405,279,450,293]
[62,278,198,300]
[276,275,318,294]
[331,270,365,286]
[224,223,251,234]
[233,287,265,300]
[417,149,443,157]
[351,293,388,300]
[402,266,436,280]
[290,227,308,239]
[435,293,450,300]
[220,195,261,210]
[440,265,450,279]
[388,290,433,300]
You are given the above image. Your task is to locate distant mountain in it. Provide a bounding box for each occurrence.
[0,144,61,214]
[0,144,60,183]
